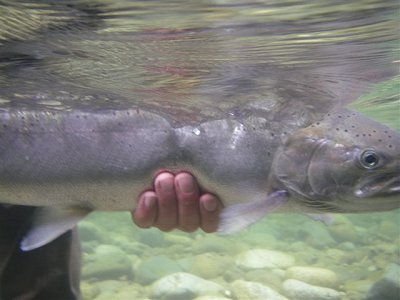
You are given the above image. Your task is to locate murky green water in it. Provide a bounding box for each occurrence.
[1,1,399,299]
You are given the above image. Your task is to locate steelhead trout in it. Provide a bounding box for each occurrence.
[0,107,398,250]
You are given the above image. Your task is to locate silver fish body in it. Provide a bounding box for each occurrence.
[0,108,277,210]
[0,107,399,249]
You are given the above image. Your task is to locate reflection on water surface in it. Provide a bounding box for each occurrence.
[1,0,398,125]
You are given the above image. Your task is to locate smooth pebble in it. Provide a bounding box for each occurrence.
[283,279,344,300]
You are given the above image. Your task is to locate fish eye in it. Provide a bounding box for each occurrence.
[360,149,380,169]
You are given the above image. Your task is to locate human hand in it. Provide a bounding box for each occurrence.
[132,172,222,233]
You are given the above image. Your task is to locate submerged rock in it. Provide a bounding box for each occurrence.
[93,280,130,297]
[78,221,105,243]
[118,241,150,256]
[164,234,193,247]
[230,280,288,300]
[150,272,227,300]
[344,279,372,300]
[190,253,232,279]
[193,296,231,300]
[286,266,338,288]
[81,281,99,300]
[107,283,145,300]
[244,269,283,289]
[135,255,182,285]
[82,246,132,280]
[296,222,336,249]
[192,235,238,254]
[282,279,343,300]
[94,244,126,256]
[235,249,295,270]
[240,232,278,247]
[137,228,166,247]
[365,263,400,300]
[328,216,358,243]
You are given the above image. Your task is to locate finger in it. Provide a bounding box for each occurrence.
[153,172,178,231]
[131,191,158,228]
[175,172,201,232]
[200,193,222,233]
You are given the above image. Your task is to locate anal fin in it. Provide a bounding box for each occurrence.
[21,207,91,251]
[218,190,288,235]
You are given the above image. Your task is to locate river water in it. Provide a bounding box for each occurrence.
[1,1,399,299]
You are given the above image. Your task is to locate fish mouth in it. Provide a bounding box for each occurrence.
[355,174,400,198]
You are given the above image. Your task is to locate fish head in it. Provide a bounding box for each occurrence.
[273,108,400,213]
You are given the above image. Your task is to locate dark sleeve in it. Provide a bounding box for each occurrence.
[0,205,81,300]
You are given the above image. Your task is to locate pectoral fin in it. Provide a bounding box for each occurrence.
[218,190,288,235]
[21,207,91,251]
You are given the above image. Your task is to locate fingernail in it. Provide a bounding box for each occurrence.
[158,176,174,192]
[202,197,218,212]
[177,175,194,193]
[144,195,156,209]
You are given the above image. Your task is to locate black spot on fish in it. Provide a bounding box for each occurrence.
[338,115,342,118]
[344,129,348,132]
[389,145,393,148]
[336,128,339,131]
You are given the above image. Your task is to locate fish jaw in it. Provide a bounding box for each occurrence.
[347,173,400,212]
[355,174,400,198]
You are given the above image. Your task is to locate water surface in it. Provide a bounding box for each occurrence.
[1,0,398,125]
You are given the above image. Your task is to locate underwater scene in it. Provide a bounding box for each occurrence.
[79,77,400,300]
[0,0,399,299]
[80,211,400,300]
